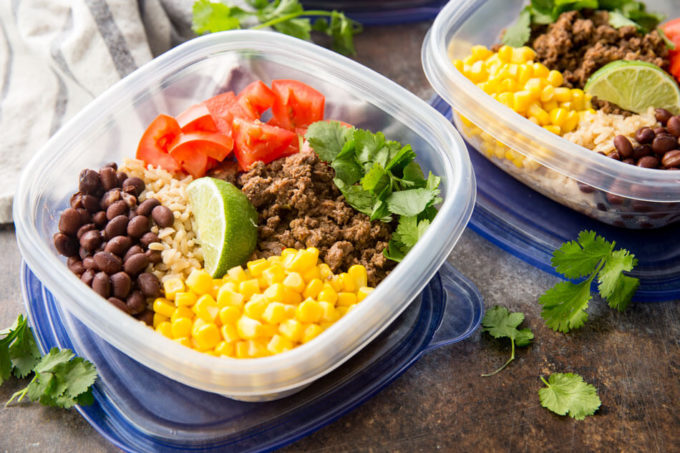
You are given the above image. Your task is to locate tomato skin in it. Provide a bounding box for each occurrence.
[176,103,218,133]
[203,91,236,134]
[270,79,325,130]
[169,131,234,161]
[662,18,680,43]
[136,114,182,173]
[169,145,209,179]
[232,118,296,171]
[232,81,276,120]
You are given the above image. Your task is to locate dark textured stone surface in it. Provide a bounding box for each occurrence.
[2,22,680,453]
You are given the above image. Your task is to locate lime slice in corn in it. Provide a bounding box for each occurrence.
[584,60,680,115]
[187,177,258,278]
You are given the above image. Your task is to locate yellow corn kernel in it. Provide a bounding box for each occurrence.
[560,101,573,110]
[156,321,172,338]
[357,286,374,302]
[221,324,240,342]
[279,319,304,342]
[513,91,532,113]
[318,301,338,322]
[302,324,324,343]
[286,248,319,272]
[500,78,515,92]
[247,258,268,277]
[283,272,305,293]
[227,265,247,283]
[262,302,287,324]
[185,269,213,295]
[244,295,268,320]
[301,265,321,282]
[262,264,285,286]
[463,54,476,66]
[174,291,197,307]
[571,89,585,110]
[267,334,295,355]
[303,278,324,299]
[524,78,542,98]
[192,317,208,335]
[194,323,220,350]
[174,337,191,348]
[318,263,332,280]
[337,292,357,307]
[247,339,268,358]
[513,46,536,63]
[281,248,297,258]
[532,62,549,78]
[264,283,285,302]
[237,316,263,339]
[266,255,282,265]
[468,61,487,83]
[542,99,558,113]
[296,298,323,323]
[318,284,338,304]
[219,305,241,325]
[479,81,495,94]
[217,287,245,308]
[528,104,550,126]
[528,116,540,125]
[171,317,192,339]
[153,313,168,329]
[347,304,359,313]
[334,273,353,293]
[547,70,564,87]
[282,287,302,305]
[563,111,580,133]
[540,84,554,102]
[348,265,368,289]
[239,279,260,300]
[549,108,568,128]
[497,92,514,108]
[497,45,513,62]
[235,340,249,358]
[153,298,175,318]
[553,87,571,102]
[193,294,219,323]
[283,304,297,319]
[162,278,184,300]
[452,59,464,72]
[543,124,561,135]
[517,64,533,85]
[336,306,348,318]
[171,306,193,323]
[471,45,492,61]
[214,341,234,357]
[329,275,343,292]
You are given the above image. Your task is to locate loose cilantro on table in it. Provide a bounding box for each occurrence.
[539,372,601,420]
[305,121,441,262]
[481,306,534,376]
[1,314,97,409]
[192,0,362,55]
[539,230,639,333]
[502,0,665,47]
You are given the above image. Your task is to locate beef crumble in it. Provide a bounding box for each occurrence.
[215,150,396,286]
[528,10,669,89]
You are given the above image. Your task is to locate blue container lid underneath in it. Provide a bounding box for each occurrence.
[431,95,680,302]
[301,1,446,24]
[22,261,483,452]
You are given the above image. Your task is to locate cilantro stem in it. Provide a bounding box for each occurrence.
[481,338,516,377]
[5,375,34,406]
[252,10,336,30]
[540,376,550,386]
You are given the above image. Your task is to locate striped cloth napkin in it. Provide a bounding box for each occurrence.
[0,0,229,223]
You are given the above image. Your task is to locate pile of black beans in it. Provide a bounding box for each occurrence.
[611,108,680,169]
[52,163,175,324]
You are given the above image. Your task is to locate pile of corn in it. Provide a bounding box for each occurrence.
[452,45,595,168]
[151,247,374,359]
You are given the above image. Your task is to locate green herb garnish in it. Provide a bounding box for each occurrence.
[192,0,362,55]
[305,121,441,262]
[539,372,601,419]
[481,306,534,376]
[539,230,639,333]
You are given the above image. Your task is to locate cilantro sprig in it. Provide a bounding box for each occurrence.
[192,0,362,55]
[481,306,534,376]
[305,121,441,262]
[539,230,639,333]
[539,373,601,420]
[1,314,97,409]
[502,0,665,47]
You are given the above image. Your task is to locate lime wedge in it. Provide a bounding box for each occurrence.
[187,177,258,278]
[584,60,680,115]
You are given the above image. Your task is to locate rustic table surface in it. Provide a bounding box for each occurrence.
[2,21,679,453]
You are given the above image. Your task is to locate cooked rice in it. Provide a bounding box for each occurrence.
[120,159,203,282]
[563,107,657,155]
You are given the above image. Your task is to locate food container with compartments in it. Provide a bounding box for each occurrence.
[422,0,680,229]
[13,30,476,401]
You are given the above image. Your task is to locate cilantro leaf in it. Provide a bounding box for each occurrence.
[9,322,41,378]
[386,188,436,217]
[192,0,242,34]
[539,280,592,333]
[481,306,534,376]
[539,373,601,420]
[0,346,11,386]
[597,249,636,300]
[502,6,532,47]
[609,10,640,29]
[306,120,354,162]
[551,230,613,279]
[605,274,639,312]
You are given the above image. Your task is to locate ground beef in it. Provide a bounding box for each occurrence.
[229,150,395,286]
[529,10,669,89]
[590,96,633,116]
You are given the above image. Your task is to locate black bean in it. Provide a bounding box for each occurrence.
[124,252,148,275]
[76,223,96,240]
[81,269,95,286]
[79,169,102,195]
[99,166,120,191]
[126,290,147,315]
[662,150,680,168]
[137,272,161,298]
[106,200,128,220]
[93,211,108,228]
[76,208,91,225]
[637,155,659,168]
[117,172,128,186]
[606,192,625,205]
[100,189,122,210]
[82,194,101,213]
[110,271,132,299]
[139,232,159,248]
[92,272,111,298]
[136,310,154,326]
[70,192,84,209]
[67,257,85,275]
[613,135,633,158]
[108,297,129,313]
[82,256,98,271]
[137,198,160,216]
[576,182,595,193]
[105,215,129,239]
[94,251,122,274]
[608,151,621,161]
[103,162,118,171]
[668,116,680,137]
[58,208,83,235]
[622,158,635,165]
[127,215,149,238]
[121,192,138,209]
[105,235,133,256]
[652,134,677,154]
[633,144,652,159]
[145,249,162,264]
[655,108,672,125]
[151,205,173,227]
[635,127,655,144]
[80,229,102,252]
[79,247,90,260]
[654,127,667,135]
[124,245,144,262]
[122,177,145,196]
[53,233,78,257]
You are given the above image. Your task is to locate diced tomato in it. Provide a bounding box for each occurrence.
[136,114,182,173]
[169,131,234,161]
[670,50,680,81]
[169,145,209,179]
[232,118,296,171]
[662,18,680,44]
[176,103,218,133]
[270,80,325,130]
[231,81,276,121]
[203,91,236,134]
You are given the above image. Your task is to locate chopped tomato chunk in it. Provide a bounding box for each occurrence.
[270,79,325,130]
[169,131,234,161]
[203,91,236,134]
[232,118,296,171]
[136,114,182,173]
[176,103,218,133]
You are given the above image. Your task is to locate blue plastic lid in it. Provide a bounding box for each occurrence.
[432,95,680,302]
[301,1,447,24]
[22,261,483,452]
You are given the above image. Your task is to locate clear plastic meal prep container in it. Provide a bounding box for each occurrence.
[13,30,475,400]
[422,0,680,229]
